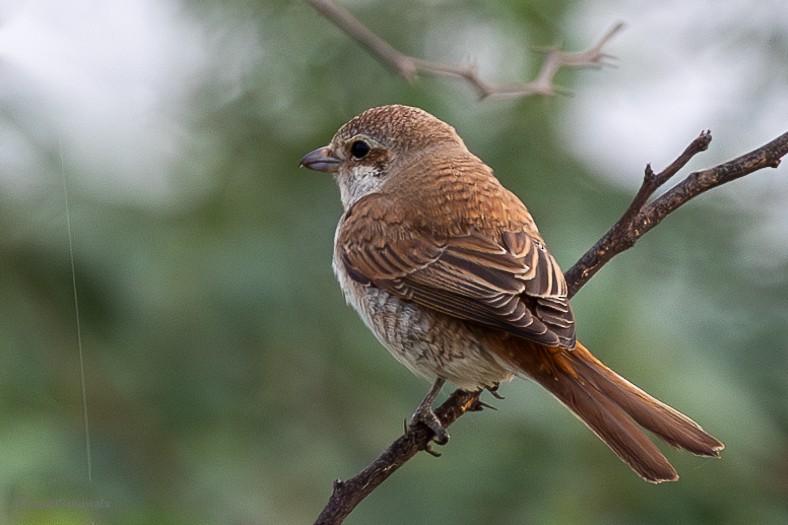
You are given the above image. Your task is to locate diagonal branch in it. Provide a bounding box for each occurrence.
[306,0,623,99]
[564,130,788,296]
[314,129,788,524]
[314,390,482,525]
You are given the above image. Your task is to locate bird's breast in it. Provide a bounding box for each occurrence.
[332,221,515,390]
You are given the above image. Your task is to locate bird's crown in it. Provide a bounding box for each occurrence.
[332,105,463,153]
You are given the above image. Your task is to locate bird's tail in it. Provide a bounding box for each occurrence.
[505,340,724,483]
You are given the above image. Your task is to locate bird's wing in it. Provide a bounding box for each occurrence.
[338,195,576,348]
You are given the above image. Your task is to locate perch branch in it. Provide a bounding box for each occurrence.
[314,129,788,524]
[306,0,623,99]
[314,390,482,525]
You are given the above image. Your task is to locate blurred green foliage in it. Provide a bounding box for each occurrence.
[0,1,786,524]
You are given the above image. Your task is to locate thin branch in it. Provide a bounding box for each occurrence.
[306,0,623,99]
[314,390,482,525]
[314,130,788,524]
[564,130,788,296]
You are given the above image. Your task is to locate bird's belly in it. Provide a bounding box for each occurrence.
[334,258,514,391]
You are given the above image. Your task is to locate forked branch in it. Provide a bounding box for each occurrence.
[306,0,623,99]
[314,130,788,525]
[565,130,788,296]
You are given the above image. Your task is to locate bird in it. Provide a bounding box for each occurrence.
[299,104,723,483]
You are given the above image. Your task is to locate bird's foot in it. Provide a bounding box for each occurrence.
[486,382,505,400]
[406,378,449,447]
[408,403,449,446]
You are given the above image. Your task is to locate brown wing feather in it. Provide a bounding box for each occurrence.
[339,195,576,348]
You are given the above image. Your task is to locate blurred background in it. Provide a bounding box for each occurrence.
[1,0,786,523]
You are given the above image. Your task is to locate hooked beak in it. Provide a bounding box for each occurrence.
[299,146,341,173]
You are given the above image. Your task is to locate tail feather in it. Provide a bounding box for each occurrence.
[570,343,724,457]
[505,339,724,483]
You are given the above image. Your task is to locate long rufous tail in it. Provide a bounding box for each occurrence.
[506,340,724,483]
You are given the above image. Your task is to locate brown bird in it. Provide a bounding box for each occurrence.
[300,104,723,483]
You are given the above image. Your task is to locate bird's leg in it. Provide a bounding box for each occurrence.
[408,378,449,445]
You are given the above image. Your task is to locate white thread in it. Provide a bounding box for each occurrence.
[59,139,93,482]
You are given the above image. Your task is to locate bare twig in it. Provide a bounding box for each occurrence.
[306,0,623,99]
[314,130,788,524]
[314,390,482,525]
[564,130,788,296]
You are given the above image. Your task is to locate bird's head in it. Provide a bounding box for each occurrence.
[299,105,467,209]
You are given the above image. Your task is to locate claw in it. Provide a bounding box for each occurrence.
[424,443,443,457]
[487,383,505,400]
[408,378,450,446]
[475,400,497,411]
[410,404,449,445]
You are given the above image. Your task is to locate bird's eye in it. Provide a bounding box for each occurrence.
[349,140,370,159]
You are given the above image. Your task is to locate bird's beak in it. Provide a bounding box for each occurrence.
[299,146,341,173]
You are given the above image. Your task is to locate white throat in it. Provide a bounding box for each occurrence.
[337,164,387,210]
